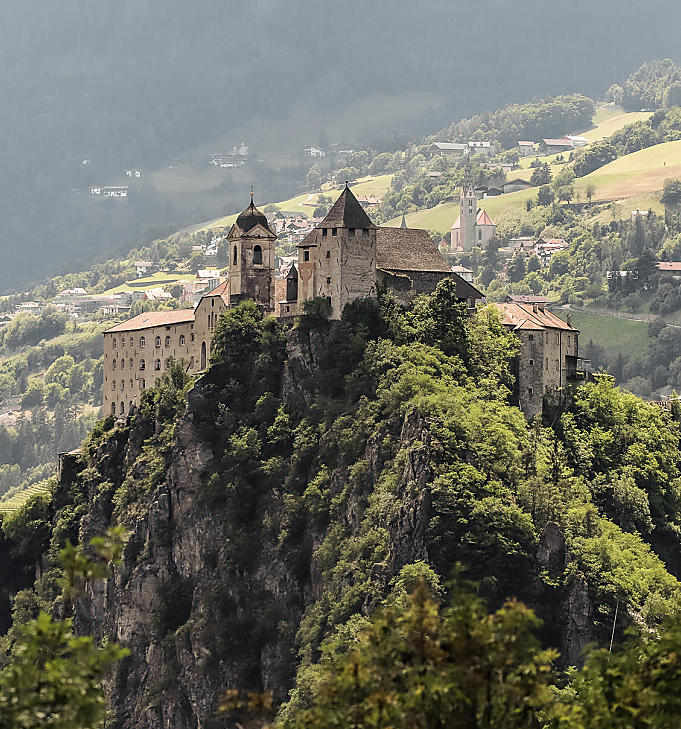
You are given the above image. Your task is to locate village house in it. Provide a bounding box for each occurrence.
[494,301,582,417]
[541,138,573,154]
[134,261,158,277]
[90,186,129,198]
[657,261,681,279]
[430,142,467,158]
[503,178,533,194]
[517,141,537,157]
[468,140,493,156]
[304,146,326,158]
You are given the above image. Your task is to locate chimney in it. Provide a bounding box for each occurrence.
[566,314,572,326]
[532,303,538,313]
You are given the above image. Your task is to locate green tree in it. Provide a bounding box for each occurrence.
[507,253,527,283]
[278,582,557,729]
[530,162,552,186]
[537,185,555,206]
[0,528,128,729]
[306,164,322,191]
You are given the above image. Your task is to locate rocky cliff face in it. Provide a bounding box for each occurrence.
[52,325,609,728]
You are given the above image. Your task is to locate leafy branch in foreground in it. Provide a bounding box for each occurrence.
[0,527,128,729]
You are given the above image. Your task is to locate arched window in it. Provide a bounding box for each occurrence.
[121,380,125,391]
[112,338,117,349]
[121,337,125,348]
[140,359,145,371]
[165,336,171,347]
[129,337,134,348]
[140,379,146,390]
[112,380,116,391]
[253,245,263,265]
[140,336,146,348]
[233,246,238,265]
[155,336,161,347]
[112,359,117,370]
[121,359,125,370]
[201,341,207,370]
[179,334,185,345]
[111,402,116,416]
[129,358,133,369]
[155,359,161,371]
[120,401,125,415]
[130,379,134,390]
[165,358,171,369]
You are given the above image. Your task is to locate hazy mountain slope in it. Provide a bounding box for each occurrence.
[1,0,679,292]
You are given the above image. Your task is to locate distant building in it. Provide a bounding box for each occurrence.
[451,265,474,283]
[566,135,589,147]
[90,186,129,198]
[134,261,157,278]
[450,184,497,252]
[657,261,681,278]
[541,138,574,154]
[468,140,493,156]
[125,169,142,178]
[517,141,537,157]
[430,142,467,157]
[503,178,533,194]
[304,146,326,158]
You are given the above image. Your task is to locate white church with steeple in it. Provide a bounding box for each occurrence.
[449,182,496,252]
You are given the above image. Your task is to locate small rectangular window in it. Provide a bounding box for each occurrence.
[326,277,331,284]
[528,387,533,395]
[322,228,328,237]
[332,228,337,236]
[326,250,330,259]
[349,228,355,237]
[363,228,369,236]
[528,334,534,341]
[304,250,310,262]
[529,359,534,366]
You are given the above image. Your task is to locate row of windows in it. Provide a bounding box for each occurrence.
[527,358,561,372]
[321,228,369,237]
[112,333,193,349]
[111,354,196,381]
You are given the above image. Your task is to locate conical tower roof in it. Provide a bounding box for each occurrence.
[400,213,407,228]
[320,184,376,229]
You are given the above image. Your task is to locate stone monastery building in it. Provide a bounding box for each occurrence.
[103,187,481,416]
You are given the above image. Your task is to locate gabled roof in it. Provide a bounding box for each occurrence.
[542,138,572,146]
[493,302,577,332]
[104,309,195,333]
[319,186,376,229]
[200,280,230,305]
[376,228,451,273]
[431,142,467,151]
[451,208,497,230]
[658,261,681,271]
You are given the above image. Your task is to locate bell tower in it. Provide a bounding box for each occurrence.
[460,181,477,252]
[227,193,277,312]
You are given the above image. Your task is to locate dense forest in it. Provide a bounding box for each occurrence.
[1,1,680,292]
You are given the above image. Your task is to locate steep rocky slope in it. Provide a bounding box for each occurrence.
[9,291,681,728]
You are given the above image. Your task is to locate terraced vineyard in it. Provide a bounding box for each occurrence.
[0,479,51,514]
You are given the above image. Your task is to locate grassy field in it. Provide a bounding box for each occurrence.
[385,187,537,234]
[101,270,202,296]
[576,140,681,201]
[184,174,394,234]
[581,111,653,142]
[563,310,649,360]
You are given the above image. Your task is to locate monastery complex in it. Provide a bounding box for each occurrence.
[103,185,580,418]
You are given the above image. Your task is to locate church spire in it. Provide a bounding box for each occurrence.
[400,213,407,228]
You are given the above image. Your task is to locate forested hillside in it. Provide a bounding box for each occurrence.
[1,0,680,292]
[2,289,681,727]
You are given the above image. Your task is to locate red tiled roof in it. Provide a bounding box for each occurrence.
[104,309,195,333]
[201,280,230,304]
[493,302,577,332]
